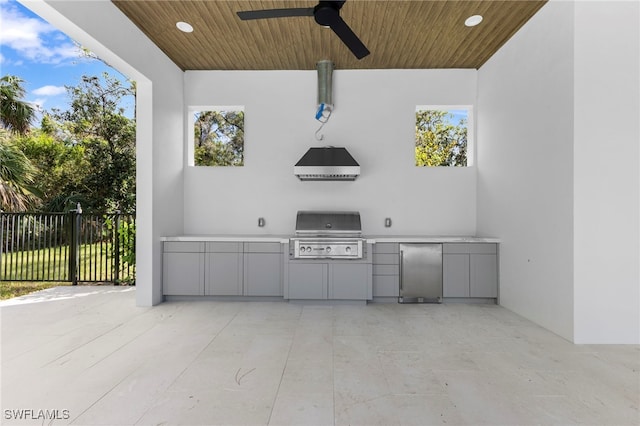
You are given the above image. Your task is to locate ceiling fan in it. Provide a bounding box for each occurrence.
[236,0,370,60]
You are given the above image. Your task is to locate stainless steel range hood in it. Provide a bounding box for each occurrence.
[294,147,360,181]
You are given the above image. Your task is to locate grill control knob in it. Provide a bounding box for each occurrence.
[300,246,306,253]
[326,247,332,253]
[345,246,351,254]
[306,246,312,252]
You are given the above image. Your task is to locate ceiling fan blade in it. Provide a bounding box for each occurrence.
[237,8,314,21]
[329,16,370,59]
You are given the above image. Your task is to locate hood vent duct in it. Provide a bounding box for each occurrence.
[294,147,360,181]
[317,60,334,111]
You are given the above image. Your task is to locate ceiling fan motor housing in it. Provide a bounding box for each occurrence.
[314,1,343,26]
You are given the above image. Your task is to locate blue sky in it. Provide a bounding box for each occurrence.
[0,0,133,117]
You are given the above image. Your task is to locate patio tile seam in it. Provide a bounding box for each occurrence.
[132,308,244,425]
[266,306,303,426]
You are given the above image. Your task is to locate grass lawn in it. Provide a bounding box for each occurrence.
[0,281,72,300]
[1,242,135,300]
[1,242,134,282]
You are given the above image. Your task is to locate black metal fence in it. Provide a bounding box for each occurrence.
[0,207,135,284]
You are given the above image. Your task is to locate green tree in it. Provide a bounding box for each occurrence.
[0,75,39,211]
[13,130,89,212]
[50,73,136,211]
[0,131,40,211]
[415,110,467,167]
[194,110,244,166]
[0,75,36,135]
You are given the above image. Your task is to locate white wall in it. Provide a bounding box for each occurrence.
[477,1,575,340]
[184,69,477,236]
[21,0,185,306]
[573,1,640,344]
[478,0,640,344]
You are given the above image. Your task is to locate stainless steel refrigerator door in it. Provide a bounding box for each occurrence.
[399,243,443,302]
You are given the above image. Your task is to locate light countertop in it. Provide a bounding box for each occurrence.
[161,235,500,243]
[161,235,290,243]
[366,236,500,243]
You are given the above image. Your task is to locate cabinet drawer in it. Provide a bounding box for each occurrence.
[206,242,242,253]
[163,242,204,253]
[373,253,399,265]
[373,243,399,254]
[373,264,399,276]
[443,243,497,254]
[244,242,283,253]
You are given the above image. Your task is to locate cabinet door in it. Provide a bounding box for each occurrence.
[373,275,399,297]
[443,254,470,297]
[330,263,370,300]
[288,263,327,299]
[470,254,498,298]
[163,252,204,296]
[245,253,282,296]
[206,252,243,295]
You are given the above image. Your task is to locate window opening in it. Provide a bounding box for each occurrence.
[192,108,244,167]
[415,107,470,167]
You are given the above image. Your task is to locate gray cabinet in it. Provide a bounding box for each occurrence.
[372,243,399,297]
[443,254,469,297]
[205,242,243,296]
[287,261,372,301]
[443,243,498,299]
[163,241,284,297]
[470,254,498,298]
[330,263,371,300]
[244,243,283,296]
[288,263,328,299]
[163,242,204,296]
[206,252,243,296]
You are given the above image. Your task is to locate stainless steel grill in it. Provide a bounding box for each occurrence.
[290,211,365,259]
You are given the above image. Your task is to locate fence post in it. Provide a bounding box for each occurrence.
[68,203,82,285]
[114,211,120,284]
[0,211,4,279]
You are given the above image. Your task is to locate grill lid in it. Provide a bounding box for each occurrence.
[295,211,361,236]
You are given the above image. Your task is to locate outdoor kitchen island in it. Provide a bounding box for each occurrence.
[161,235,500,304]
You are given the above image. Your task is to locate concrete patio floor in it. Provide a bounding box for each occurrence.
[1,286,638,425]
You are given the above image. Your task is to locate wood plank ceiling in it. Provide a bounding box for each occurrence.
[112,0,547,71]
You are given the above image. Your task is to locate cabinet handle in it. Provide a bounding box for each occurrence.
[399,250,404,292]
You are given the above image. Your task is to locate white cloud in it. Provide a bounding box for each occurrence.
[32,85,66,96]
[30,98,46,110]
[0,1,80,64]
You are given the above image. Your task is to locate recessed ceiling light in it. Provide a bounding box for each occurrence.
[465,15,483,27]
[176,21,194,33]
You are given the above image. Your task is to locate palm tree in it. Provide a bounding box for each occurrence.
[0,76,39,211]
[0,131,39,211]
[1,75,36,135]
